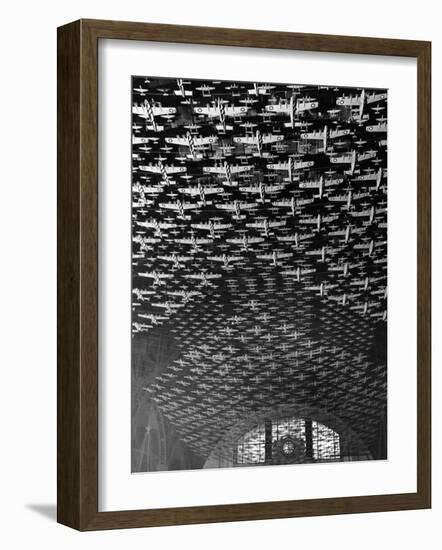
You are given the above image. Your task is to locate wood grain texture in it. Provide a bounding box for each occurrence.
[57,20,81,529]
[416,41,431,506]
[57,19,431,531]
[84,18,427,56]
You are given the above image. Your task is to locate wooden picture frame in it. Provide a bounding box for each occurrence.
[57,18,431,531]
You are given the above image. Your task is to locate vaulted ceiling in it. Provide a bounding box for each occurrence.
[131,76,387,465]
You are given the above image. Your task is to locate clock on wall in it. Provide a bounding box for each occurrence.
[279,437,305,459]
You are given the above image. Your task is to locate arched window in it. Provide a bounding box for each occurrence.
[236,416,341,465]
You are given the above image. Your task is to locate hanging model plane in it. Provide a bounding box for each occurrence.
[202,162,253,186]
[226,234,264,251]
[233,130,284,157]
[184,271,222,286]
[215,200,258,220]
[191,219,232,237]
[300,125,351,151]
[246,217,286,236]
[158,200,199,219]
[256,250,293,266]
[194,99,249,131]
[239,181,286,202]
[165,132,218,160]
[266,157,314,182]
[264,95,319,127]
[178,183,224,206]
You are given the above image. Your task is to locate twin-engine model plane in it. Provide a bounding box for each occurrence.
[202,162,253,186]
[265,95,319,127]
[300,125,351,151]
[165,132,218,160]
[233,131,284,157]
[194,99,249,132]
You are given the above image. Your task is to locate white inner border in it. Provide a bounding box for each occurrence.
[98,39,417,512]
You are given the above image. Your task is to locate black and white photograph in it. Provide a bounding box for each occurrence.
[2,0,435,543]
[130,76,388,473]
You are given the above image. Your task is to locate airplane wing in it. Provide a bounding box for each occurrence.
[265,104,290,114]
[153,106,176,116]
[173,90,192,97]
[132,105,148,117]
[159,202,180,210]
[329,129,351,138]
[165,165,186,173]
[233,136,256,145]
[294,161,314,169]
[139,164,186,174]
[266,162,289,170]
[366,123,387,133]
[225,106,249,116]
[301,131,324,140]
[175,238,193,244]
[367,92,387,104]
[325,178,344,185]
[165,137,189,146]
[299,180,321,188]
[211,255,242,262]
[336,95,361,106]
[297,100,319,111]
[202,166,226,174]
[178,187,199,195]
[142,186,164,194]
[133,137,152,145]
[135,221,150,228]
[215,203,236,211]
[230,165,253,173]
[157,255,173,261]
[191,223,210,229]
[353,173,378,181]
[203,187,224,195]
[272,199,296,206]
[265,184,285,192]
[193,106,218,116]
[139,165,161,173]
[330,156,353,164]
[193,136,218,146]
[208,256,225,262]
[133,104,176,117]
[358,151,377,161]
[261,135,284,144]
[328,193,348,202]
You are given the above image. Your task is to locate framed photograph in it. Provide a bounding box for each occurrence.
[57,19,431,530]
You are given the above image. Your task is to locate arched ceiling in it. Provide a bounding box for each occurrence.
[136,278,386,459]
